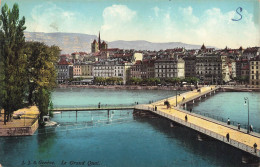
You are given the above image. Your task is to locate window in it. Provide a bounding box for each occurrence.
[252,76,254,79]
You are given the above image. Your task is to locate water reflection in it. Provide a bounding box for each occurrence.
[37,128,57,154]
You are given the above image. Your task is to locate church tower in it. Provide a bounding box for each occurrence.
[91,31,108,53]
[98,31,101,50]
[91,39,99,53]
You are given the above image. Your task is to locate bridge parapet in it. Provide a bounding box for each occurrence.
[178,86,219,106]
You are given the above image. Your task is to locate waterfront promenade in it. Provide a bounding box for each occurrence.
[135,86,260,158]
[0,106,39,136]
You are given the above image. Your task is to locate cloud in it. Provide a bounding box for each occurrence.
[197,8,258,48]
[101,5,138,41]
[26,2,95,34]
[179,6,199,24]
[160,6,259,48]
[26,2,74,32]
[152,6,160,17]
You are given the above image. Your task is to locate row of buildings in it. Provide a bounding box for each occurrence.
[56,34,260,87]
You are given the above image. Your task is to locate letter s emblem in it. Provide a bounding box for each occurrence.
[232,7,243,21]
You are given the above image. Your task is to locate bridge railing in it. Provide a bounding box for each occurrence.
[178,86,219,106]
[53,104,136,109]
[53,99,165,110]
[192,111,260,134]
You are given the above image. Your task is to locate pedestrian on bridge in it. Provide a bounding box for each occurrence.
[250,125,253,132]
[227,118,230,125]
[98,102,101,109]
[237,123,240,130]
[226,133,230,142]
[254,143,257,153]
[185,115,188,122]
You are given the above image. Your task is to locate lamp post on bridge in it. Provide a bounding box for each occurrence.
[244,97,249,133]
[175,89,178,107]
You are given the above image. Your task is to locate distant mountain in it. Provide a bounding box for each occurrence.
[24,32,216,54]
[24,32,96,54]
[109,40,206,51]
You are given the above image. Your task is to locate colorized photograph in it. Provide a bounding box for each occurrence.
[0,0,259,167]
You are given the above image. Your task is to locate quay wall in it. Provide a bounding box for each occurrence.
[58,84,197,91]
[0,119,39,137]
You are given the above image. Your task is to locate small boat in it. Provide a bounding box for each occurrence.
[45,121,58,127]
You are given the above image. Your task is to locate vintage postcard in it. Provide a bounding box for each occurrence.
[0,0,259,167]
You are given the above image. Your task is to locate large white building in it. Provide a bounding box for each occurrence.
[93,60,132,84]
[154,58,185,78]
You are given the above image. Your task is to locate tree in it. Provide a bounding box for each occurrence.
[128,77,142,85]
[24,42,60,123]
[94,77,105,85]
[0,3,27,124]
[116,77,123,85]
[36,88,51,123]
[0,4,60,125]
[24,42,60,105]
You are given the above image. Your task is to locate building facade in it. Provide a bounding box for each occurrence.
[93,61,132,84]
[196,54,222,84]
[56,59,73,84]
[154,59,185,79]
[249,56,260,87]
[73,63,82,77]
[81,63,93,77]
[183,55,196,78]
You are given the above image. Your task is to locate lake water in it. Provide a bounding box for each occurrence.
[0,88,259,167]
[188,91,260,130]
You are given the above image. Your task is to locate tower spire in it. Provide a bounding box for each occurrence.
[98,31,101,50]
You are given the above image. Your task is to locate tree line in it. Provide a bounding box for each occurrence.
[0,3,60,125]
[94,77,123,85]
[127,77,199,86]
[91,77,199,86]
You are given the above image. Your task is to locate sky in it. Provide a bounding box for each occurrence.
[1,0,260,48]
